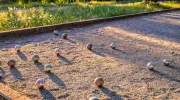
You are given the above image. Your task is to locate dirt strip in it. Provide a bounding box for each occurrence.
[0,10,179,100]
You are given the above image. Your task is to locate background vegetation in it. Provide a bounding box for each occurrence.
[1,0,179,4]
[0,0,179,31]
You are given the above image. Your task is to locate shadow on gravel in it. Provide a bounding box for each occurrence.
[0,68,6,84]
[57,55,72,65]
[0,67,5,75]
[167,65,180,70]
[47,72,66,89]
[166,65,180,74]
[0,79,6,85]
[57,93,70,99]
[151,70,180,83]
[99,86,123,100]
[114,48,128,55]
[34,62,44,71]
[65,38,77,44]
[10,67,23,80]
[17,52,27,61]
[91,50,105,57]
[39,88,55,100]
[165,62,180,72]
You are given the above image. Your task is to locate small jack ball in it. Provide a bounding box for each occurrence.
[62,33,68,39]
[110,42,116,49]
[7,60,16,67]
[86,43,93,50]
[54,48,60,56]
[89,97,99,100]
[36,78,45,89]
[54,30,59,35]
[32,54,40,62]
[15,45,21,52]
[147,62,154,70]
[94,77,104,87]
[163,59,169,66]
[44,64,52,72]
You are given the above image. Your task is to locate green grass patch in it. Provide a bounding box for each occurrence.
[0,1,179,31]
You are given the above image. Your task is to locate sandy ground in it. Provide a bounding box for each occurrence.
[0,11,180,100]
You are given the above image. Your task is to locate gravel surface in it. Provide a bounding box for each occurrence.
[0,10,180,100]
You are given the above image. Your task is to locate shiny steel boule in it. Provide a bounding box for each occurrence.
[36,78,45,89]
[7,60,16,67]
[15,45,21,52]
[44,64,52,72]
[110,42,116,49]
[147,62,154,70]
[62,33,68,39]
[54,30,59,35]
[94,77,104,87]
[163,59,169,66]
[54,48,60,56]
[32,54,40,62]
[86,43,93,50]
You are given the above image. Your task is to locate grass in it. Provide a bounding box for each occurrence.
[0,1,179,31]
[159,1,180,9]
[89,0,142,5]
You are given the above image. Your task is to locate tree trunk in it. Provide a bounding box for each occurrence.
[0,0,8,3]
